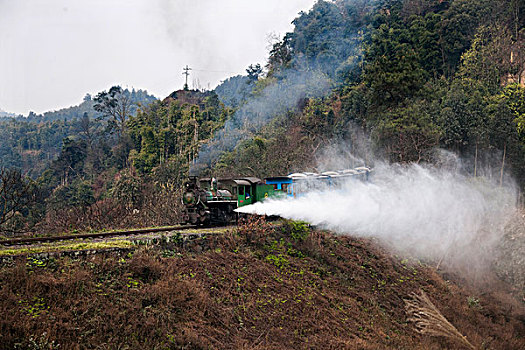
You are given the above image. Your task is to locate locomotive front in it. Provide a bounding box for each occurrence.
[181,177,210,225]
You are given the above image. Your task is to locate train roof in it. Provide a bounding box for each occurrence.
[288,173,311,178]
[197,168,370,186]
[198,177,261,187]
[287,168,370,180]
[265,176,293,183]
[241,177,262,184]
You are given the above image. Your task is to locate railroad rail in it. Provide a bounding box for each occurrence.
[0,225,198,246]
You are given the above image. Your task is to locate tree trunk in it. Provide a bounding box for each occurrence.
[500,142,506,187]
[474,140,478,177]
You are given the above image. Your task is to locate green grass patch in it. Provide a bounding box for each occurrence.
[0,240,134,256]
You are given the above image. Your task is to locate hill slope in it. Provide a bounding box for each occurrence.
[1,219,523,349]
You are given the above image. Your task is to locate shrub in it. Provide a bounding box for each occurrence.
[283,220,310,241]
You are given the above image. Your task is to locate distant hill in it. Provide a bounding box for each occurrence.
[0,88,158,176]
[20,88,157,123]
[0,109,19,119]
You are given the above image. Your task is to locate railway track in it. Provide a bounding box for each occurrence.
[0,225,198,246]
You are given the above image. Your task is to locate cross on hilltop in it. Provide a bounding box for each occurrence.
[183,65,192,90]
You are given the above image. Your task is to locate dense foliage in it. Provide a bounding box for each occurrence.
[1,0,525,235]
[0,88,156,176]
[217,0,525,188]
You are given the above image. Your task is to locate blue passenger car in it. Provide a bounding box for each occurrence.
[264,176,293,197]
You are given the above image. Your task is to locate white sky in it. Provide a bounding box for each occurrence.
[0,0,317,115]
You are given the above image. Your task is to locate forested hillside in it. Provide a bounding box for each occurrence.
[1,0,524,236]
[0,88,156,177]
[213,0,525,185]
[0,87,232,235]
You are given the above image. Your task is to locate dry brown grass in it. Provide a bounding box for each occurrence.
[405,289,475,349]
[38,187,183,235]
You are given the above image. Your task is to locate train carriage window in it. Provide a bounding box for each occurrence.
[239,186,245,195]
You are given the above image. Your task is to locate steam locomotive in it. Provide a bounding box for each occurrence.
[181,167,370,225]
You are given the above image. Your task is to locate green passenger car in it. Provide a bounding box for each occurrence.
[235,178,276,207]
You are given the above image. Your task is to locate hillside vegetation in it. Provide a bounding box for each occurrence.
[1,0,524,235]
[213,0,525,182]
[0,89,156,177]
[1,1,525,348]
[1,219,524,349]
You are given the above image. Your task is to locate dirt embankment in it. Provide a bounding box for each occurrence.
[0,218,524,349]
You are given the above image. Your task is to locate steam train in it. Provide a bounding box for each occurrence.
[181,167,370,225]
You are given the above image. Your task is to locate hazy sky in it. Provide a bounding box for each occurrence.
[0,0,317,115]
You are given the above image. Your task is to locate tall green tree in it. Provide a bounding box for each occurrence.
[364,22,426,104]
[0,168,43,234]
[94,86,134,137]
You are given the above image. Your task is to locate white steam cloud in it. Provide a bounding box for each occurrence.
[237,161,517,270]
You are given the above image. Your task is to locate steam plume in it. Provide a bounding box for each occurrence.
[237,161,517,270]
